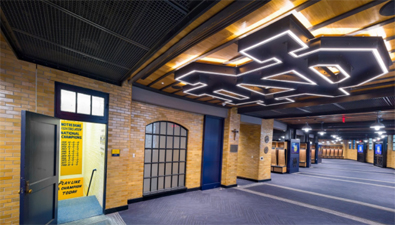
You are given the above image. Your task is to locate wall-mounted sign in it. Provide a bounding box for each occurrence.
[291,142,299,154]
[60,121,83,176]
[230,145,238,153]
[112,149,120,157]
[58,177,83,200]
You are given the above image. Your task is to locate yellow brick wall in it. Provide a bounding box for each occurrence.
[237,123,260,180]
[344,140,357,160]
[258,119,273,181]
[386,136,394,169]
[129,101,204,199]
[221,108,240,186]
[0,34,132,224]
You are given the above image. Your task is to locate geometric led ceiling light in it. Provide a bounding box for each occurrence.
[174,15,392,107]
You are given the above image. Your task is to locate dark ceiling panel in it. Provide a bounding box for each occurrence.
[0,0,215,85]
[337,97,388,110]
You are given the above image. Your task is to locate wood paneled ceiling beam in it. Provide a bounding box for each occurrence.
[386,35,395,41]
[308,0,386,32]
[346,17,395,36]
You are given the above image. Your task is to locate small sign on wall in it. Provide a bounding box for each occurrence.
[112,149,120,157]
[230,145,238,153]
[58,177,83,200]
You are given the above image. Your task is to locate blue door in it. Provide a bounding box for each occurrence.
[201,116,224,190]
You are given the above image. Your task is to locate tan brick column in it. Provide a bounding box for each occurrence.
[258,119,273,181]
[221,108,240,186]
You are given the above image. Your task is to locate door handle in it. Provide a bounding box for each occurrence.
[25,180,32,194]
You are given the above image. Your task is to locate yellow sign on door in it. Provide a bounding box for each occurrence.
[58,177,84,200]
[60,121,83,176]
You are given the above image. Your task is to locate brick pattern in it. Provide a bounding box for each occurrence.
[237,124,260,180]
[221,108,240,186]
[0,34,132,224]
[129,101,204,199]
[258,119,273,181]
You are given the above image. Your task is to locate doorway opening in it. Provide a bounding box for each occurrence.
[57,120,106,224]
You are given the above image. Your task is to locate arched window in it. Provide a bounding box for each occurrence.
[143,121,188,194]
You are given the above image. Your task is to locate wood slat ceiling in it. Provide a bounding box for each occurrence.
[132,0,395,107]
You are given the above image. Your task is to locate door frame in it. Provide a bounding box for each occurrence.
[54,82,110,214]
[200,115,225,190]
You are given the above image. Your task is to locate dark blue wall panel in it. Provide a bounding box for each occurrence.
[201,116,224,190]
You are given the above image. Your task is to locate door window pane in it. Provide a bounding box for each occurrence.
[159,150,165,162]
[159,163,164,176]
[181,128,187,136]
[60,90,76,113]
[174,125,180,135]
[153,135,159,148]
[179,175,185,186]
[92,96,104,116]
[174,137,180,148]
[151,178,157,191]
[152,150,158,163]
[165,176,171,188]
[143,179,150,192]
[179,162,185,173]
[173,163,178,174]
[160,122,167,134]
[158,177,164,190]
[180,150,186,161]
[165,163,172,175]
[152,164,158,177]
[144,150,151,163]
[146,124,152,133]
[166,150,172,162]
[181,137,186,149]
[173,150,179,161]
[77,93,91,115]
[144,164,150,177]
[145,135,152,148]
[160,136,166,148]
[167,123,173,135]
[166,136,173,148]
[153,123,160,134]
[172,176,178,188]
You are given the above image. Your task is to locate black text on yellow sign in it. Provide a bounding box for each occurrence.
[58,177,84,200]
[60,121,83,176]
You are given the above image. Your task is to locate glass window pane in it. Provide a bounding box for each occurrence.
[151,178,157,191]
[153,135,159,148]
[158,177,164,190]
[160,122,167,134]
[180,162,185,174]
[152,150,158,163]
[173,150,179,161]
[166,136,173,148]
[181,128,187,136]
[159,163,164,176]
[143,179,150,192]
[165,176,171,189]
[152,164,158,177]
[166,150,172,162]
[144,164,150,177]
[160,136,166,148]
[174,137,180,148]
[167,123,174,135]
[172,175,178,188]
[146,124,153,134]
[181,137,186,149]
[173,163,179,174]
[179,175,185,187]
[180,150,186,161]
[153,123,160,134]
[91,96,104,116]
[144,150,151,163]
[145,135,152,148]
[77,93,91,115]
[165,163,172,175]
[174,125,180,135]
[60,89,76,113]
[159,150,165,162]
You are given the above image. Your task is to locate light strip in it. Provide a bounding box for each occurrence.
[309,64,350,84]
[275,93,335,100]
[236,83,294,96]
[291,48,388,87]
[234,100,264,106]
[213,89,249,100]
[339,88,350,96]
[262,69,317,85]
[260,98,294,106]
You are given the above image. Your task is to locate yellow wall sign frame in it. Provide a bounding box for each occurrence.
[112,149,120,157]
[60,121,83,176]
[58,177,84,200]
